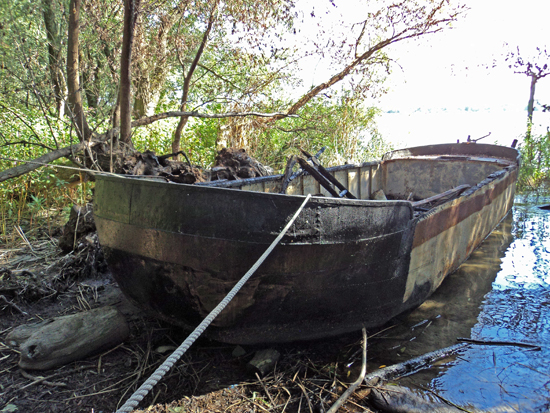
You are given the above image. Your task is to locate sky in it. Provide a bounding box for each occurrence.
[293,0,550,146]
[378,0,550,112]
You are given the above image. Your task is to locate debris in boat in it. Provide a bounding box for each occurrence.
[211,147,272,181]
[411,184,471,209]
[300,148,357,199]
[280,155,298,194]
[6,306,129,370]
[247,348,280,377]
[372,189,387,200]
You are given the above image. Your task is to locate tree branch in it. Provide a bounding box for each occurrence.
[0,110,293,182]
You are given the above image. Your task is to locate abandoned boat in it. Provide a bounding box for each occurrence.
[93,143,519,344]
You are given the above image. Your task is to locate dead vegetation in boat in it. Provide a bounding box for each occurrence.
[96,146,273,184]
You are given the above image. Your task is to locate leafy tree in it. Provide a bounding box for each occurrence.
[505,46,550,191]
[0,0,466,183]
[506,46,550,131]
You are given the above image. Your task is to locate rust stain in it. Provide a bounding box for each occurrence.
[412,170,517,249]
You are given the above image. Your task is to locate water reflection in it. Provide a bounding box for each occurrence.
[369,199,550,412]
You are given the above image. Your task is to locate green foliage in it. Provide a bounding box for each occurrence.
[0,0,408,240]
[518,128,550,193]
[0,109,93,244]
[220,93,391,172]
[185,117,221,167]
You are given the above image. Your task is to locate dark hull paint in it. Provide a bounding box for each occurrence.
[94,143,519,344]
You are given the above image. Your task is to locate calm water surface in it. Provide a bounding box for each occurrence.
[367,197,550,412]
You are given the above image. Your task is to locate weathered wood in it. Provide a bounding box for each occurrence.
[300,149,357,199]
[280,155,297,194]
[6,306,129,370]
[411,184,471,208]
[297,156,340,197]
[457,337,541,350]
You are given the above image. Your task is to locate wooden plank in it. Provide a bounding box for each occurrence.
[348,168,360,199]
[412,184,471,208]
[242,182,265,192]
[359,167,370,200]
[297,157,340,197]
[303,174,319,195]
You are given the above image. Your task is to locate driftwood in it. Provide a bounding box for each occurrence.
[457,337,541,351]
[6,306,129,370]
[364,343,468,383]
[364,343,472,413]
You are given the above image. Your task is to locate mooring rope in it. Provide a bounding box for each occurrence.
[115,194,312,413]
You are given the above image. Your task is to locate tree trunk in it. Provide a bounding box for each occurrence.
[118,0,141,146]
[66,0,91,141]
[42,0,65,117]
[172,3,217,157]
[527,74,537,125]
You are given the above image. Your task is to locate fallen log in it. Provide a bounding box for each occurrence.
[6,306,129,370]
[0,110,291,183]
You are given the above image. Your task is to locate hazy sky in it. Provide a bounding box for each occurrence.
[380,0,550,112]
[295,0,550,112]
[291,0,550,146]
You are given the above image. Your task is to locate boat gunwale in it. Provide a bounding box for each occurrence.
[94,171,418,210]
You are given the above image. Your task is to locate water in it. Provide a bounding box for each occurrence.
[367,197,550,412]
[377,109,550,148]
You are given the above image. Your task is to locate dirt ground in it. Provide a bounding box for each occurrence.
[0,220,381,413]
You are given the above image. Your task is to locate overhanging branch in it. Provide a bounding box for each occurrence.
[0,110,294,182]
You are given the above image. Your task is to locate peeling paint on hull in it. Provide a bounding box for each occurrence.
[94,143,519,344]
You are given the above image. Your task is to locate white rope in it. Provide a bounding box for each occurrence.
[115,194,312,413]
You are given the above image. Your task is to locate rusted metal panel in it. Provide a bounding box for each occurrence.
[404,167,517,305]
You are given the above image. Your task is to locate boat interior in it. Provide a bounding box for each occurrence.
[193,147,517,215]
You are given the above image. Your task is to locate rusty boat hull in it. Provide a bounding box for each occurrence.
[94,143,519,344]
